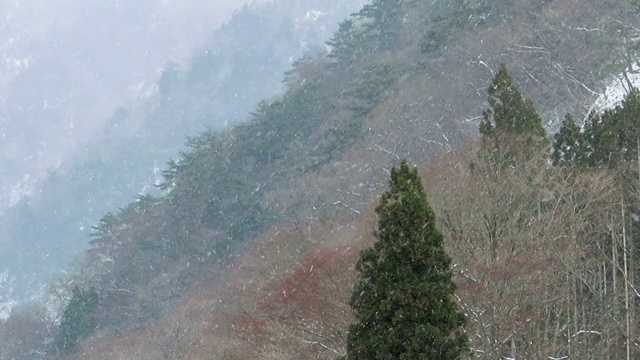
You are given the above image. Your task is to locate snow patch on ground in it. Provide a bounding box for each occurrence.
[594,63,640,111]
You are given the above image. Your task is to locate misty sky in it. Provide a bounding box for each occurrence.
[0,0,265,207]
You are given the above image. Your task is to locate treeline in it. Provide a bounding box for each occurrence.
[340,62,640,359]
[0,0,427,357]
[2,0,640,358]
[0,0,364,306]
[45,63,640,358]
[430,66,640,358]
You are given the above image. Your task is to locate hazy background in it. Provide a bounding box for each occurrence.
[0,0,366,313]
[0,0,267,206]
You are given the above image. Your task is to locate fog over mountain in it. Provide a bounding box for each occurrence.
[3,0,640,358]
[0,0,366,312]
[0,0,264,206]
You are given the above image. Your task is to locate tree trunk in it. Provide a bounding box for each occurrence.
[622,197,631,360]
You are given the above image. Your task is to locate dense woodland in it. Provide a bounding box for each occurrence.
[3,0,640,358]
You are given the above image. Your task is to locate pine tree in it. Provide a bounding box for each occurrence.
[610,89,640,162]
[54,286,99,353]
[327,19,361,64]
[479,63,548,165]
[580,110,613,167]
[552,114,587,167]
[344,159,468,360]
[355,0,404,52]
[556,90,640,168]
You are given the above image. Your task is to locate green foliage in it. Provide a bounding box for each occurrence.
[346,61,398,118]
[604,89,640,162]
[238,85,326,165]
[581,111,617,166]
[345,160,468,360]
[323,61,397,159]
[282,49,326,91]
[162,131,235,227]
[90,212,119,239]
[420,15,453,55]
[327,0,406,65]
[420,2,477,55]
[54,286,99,353]
[355,0,404,48]
[480,63,547,141]
[160,129,275,252]
[553,90,640,168]
[419,0,512,57]
[552,114,588,167]
[158,72,365,248]
[479,63,548,166]
[327,19,364,64]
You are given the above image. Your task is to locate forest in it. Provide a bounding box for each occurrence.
[2,0,640,359]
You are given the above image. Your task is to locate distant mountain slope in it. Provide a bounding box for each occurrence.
[51,0,638,345]
[3,0,640,358]
[0,0,263,205]
[0,0,366,311]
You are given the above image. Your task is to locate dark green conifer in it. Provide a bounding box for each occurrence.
[552,114,587,167]
[327,19,361,64]
[610,89,640,162]
[560,90,640,168]
[344,159,468,360]
[356,0,404,51]
[479,63,548,166]
[54,286,99,353]
[580,110,610,166]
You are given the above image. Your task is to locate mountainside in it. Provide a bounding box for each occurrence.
[0,0,366,312]
[2,0,640,358]
[0,0,259,204]
[0,0,261,309]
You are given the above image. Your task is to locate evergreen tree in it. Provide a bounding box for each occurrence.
[327,19,362,64]
[327,0,405,64]
[580,110,612,167]
[554,90,640,168]
[346,61,397,118]
[355,0,404,52]
[609,89,640,162]
[479,63,548,165]
[344,159,468,360]
[552,114,587,167]
[54,286,99,353]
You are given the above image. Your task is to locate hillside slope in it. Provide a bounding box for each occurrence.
[0,0,256,205]
[0,0,366,311]
[3,0,640,358]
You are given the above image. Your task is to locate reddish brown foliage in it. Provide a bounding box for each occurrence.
[256,245,357,319]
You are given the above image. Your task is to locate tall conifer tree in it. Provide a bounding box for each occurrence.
[552,89,640,168]
[54,286,99,353]
[552,114,587,167]
[479,63,548,166]
[344,159,468,360]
